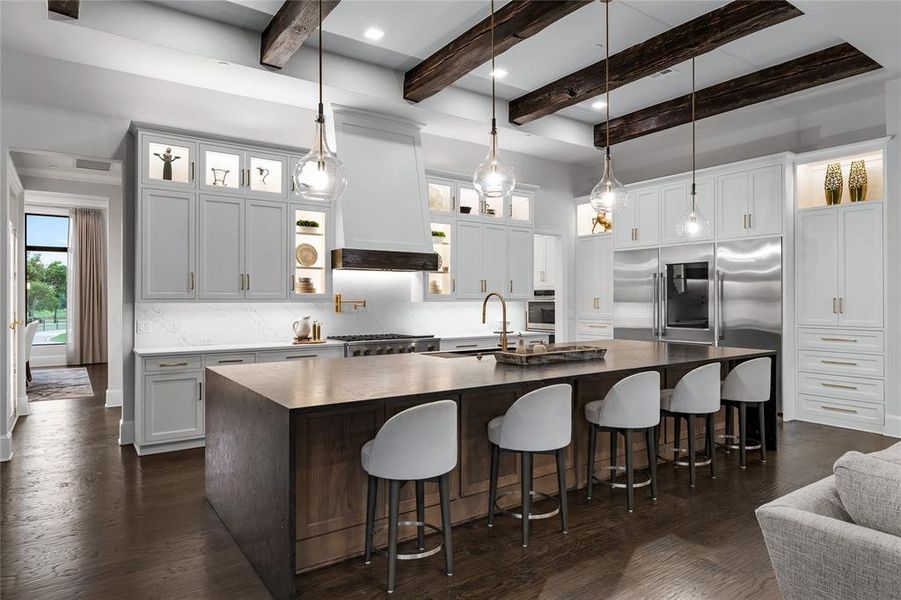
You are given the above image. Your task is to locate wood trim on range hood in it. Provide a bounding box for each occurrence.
[331,248,439,271]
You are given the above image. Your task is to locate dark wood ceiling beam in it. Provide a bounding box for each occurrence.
[593,43,881,147]
[509,0,803,125]
[48,0,79,19]
[261,0,340,69]
[404,0,592,103]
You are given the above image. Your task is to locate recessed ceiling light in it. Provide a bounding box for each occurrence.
[491,68,508,79]
[591,100,607,110]
[218,61,230,67]
[364,27,385,41]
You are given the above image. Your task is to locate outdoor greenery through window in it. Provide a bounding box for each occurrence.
[25,213,69,345]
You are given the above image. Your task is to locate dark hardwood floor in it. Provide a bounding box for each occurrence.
[1,365,895,599]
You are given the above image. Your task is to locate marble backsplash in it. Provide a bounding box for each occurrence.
[134,270,526,348]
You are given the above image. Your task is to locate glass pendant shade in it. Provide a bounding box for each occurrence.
[676,192,710,238]
[293,119,346,202]
[473,132,515,199]
[589,153,628,213]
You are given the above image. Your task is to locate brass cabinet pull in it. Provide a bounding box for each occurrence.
[509,280,513,293]
[189,272,195,290]
[452,278,456,292]
[821,359,858,366]
[821,382,858,390]
[451,195,456,211]
[246,273,250,290]
[747,213,752,229]
[291,275,295,291]
[240,169,244,187]
[198,382,203,401]
[285,354,316,360]
[159,360,189,367]
[838,297,844,313]
[240,274,245,291]
[821,337,857,343]
[190,161,195,181]
[587,324,608,329]
[456,344,479,348]
[822,405,858,414]
[832,297,838,313]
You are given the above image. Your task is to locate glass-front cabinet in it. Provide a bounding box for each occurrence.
[201,144,242,193]
[142,134,196,190]
[200,144,287,200]
[247,151,286,199]
[427,220,453,298]
[509,191,534,224]
[427,178,455,215]
[290,202,331,299]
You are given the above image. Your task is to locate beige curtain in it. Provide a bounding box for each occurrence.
[68,208,107,365]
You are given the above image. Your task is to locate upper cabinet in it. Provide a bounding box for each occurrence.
[534,235,556,290]
[576,234,614,318]
[661,178,714,243]
[507,226,533,299]
[430,175,534,224]
[140,188,196,300]
[509,192,534,225]
[291,202,332,300]
[614,187,659,249]
[199,143,287,200]
[427,178,456,216]
[142,134,197,191]
[717,165,782,240]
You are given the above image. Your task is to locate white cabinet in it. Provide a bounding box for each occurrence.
[200,143,287,200]
[507,226,533,298]
[661,178,714,243]
[796,203,883,328]
[615,188,658,248]
[140,188,196,300]
[198,195,287,300]
[142,133,197,191]
[143,371,203,444]
[534,235,556,289]
[576,234,614,318]
[482,223,508,293]
[455,221,484,298]
[508,192,534,224]
[717,165,782,239]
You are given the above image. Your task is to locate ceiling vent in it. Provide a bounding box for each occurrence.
[648,67,678,79]
[75,159,112,171]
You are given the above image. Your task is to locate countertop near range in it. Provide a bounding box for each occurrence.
[132,340,346,357]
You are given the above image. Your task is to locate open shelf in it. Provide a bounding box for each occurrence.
[796,151,884,209]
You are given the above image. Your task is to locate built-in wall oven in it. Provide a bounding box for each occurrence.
[526,290,555,334]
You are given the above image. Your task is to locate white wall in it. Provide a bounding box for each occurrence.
[884,77,901,437]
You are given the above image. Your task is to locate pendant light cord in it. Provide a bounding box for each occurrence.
[490,0,497,137]
[317,0,325,158]
[604,0,610,159]
[691,56,696,208]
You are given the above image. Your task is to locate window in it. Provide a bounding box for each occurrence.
[25,214,69,345]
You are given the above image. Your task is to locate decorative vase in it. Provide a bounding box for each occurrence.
[292,316,313,339]
[824,163,843,205]
[848,159,867,202]
[297,226,319,235]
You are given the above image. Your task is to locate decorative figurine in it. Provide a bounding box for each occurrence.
[848,159,867,202]
[153,147,181,181]
[591,211,613,233]
[824,162,843,205]
[256,166,270,185]
[211,168,230,186]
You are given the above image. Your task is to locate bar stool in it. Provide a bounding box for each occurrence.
[585,371,660,512]
[659,362,721,487]
[720,357,772,469]
[362,400,457,594]
[486,383,572,548]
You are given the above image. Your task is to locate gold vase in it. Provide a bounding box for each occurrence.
[824,163,843,205]
[848,159,867,202]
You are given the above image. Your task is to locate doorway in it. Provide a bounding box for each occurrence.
[533,231,567,341]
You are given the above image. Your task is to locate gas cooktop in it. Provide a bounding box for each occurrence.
[330,333,435,342]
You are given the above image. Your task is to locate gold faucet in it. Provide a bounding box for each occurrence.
[335,293,367,313]
[481,291,508,351]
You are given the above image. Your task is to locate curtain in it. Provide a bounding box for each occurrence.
[67,208,107,365]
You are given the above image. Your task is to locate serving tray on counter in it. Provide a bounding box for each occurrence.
[494,344,607,366]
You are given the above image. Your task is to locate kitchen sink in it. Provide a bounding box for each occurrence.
[424,348,509,358]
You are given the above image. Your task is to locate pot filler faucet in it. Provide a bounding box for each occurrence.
[481,291,508,351]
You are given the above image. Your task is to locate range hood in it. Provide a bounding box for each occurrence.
[330,108,439,271]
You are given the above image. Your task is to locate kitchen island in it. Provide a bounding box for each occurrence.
[205,339,777,600]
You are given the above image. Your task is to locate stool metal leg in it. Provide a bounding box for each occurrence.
[521,452,532,547]
[556,448,568,533]
[365,475,377,564]
[439,473,453,576]
[758,402,767,464]
[645,428,657,500]
[387,479,400,593]
[706,414,716,479]
[687,416,696,488]
[624,429,635,512]
[739,402,747,469]
[415,480,426,551]
[724,405,733,453]
[586,424,596,500]
[488,443,499,526]
[609,430,618,481]
[673,415,681,464]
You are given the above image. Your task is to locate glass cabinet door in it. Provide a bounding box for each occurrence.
[482,194,504,220]
[200,144,242,194]
[427,222,453,298]
[509,192,533,224]
[427,179,454,215]
[457,185,480,218]
[248,152,286,199]
[291,205,329,298]
[143,135,196,189]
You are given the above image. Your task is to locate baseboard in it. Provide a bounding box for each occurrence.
[885,414,901,439]
[135,438,204,456]
[0,435,13,462]
[16,393,30,417]
[119,419,135,445]
[30,355,67,368]
[105,388,123,408]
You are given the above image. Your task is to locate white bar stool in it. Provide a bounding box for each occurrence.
[585,371,661,512]
[361,400,457,594]
[659,362,721,487]
[720,357,772,469]
[486,383,572,548]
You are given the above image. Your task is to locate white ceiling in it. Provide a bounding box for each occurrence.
[10,150,123,185]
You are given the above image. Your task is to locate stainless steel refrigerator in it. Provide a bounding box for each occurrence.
[614,237,782,405]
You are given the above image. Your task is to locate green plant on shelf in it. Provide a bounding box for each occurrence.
[431,230,446,238]
[296,219,320,228]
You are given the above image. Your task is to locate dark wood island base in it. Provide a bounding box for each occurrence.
[205,340,777,600]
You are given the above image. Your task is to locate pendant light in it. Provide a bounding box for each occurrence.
[473,0,515,202]
[676,57,710,238]
[293,0,347,202]
[589,0,628,214]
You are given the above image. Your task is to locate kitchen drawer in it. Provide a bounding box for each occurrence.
[577,319,614,339]
[144,355,202,373]
[442,337,500,351]
[797,328,884,354]
[798,394,884,434]
[797,350,884,378]
[203,352,257,368]
[797,371,884,404]
[257,347,343,362]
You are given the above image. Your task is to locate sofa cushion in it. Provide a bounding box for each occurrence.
[834,450,901,538]
[870,441,901,466]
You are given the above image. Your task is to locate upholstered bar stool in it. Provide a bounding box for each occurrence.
[720,357,772,469]
[362,400,457,594]
[659,363,721,487]
[486,384,572,548]
[585,371,661,512]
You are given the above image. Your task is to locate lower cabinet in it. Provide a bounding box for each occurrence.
[142,371,204,445]
[576,318,614,341]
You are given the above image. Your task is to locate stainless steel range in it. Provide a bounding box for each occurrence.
[330,334,440,357]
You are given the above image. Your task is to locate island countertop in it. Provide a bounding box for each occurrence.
[207,339,776,412]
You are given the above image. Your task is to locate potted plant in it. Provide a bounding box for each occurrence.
[296,219,320,234]
[431,230,446,241]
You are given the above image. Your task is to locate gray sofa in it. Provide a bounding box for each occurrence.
[756,442,901,600]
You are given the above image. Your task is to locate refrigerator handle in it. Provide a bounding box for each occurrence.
[717,269,725,340]
[659,270,667,338]
[652,272,659,336]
